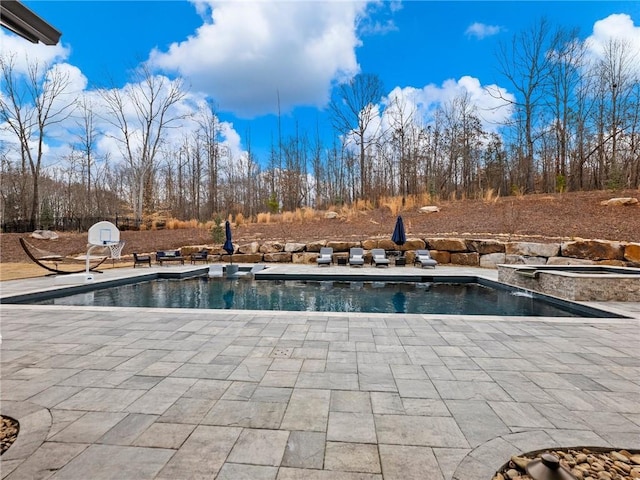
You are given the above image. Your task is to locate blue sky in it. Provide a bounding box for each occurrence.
[4,1,640,163]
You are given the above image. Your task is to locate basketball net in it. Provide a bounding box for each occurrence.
[107,241,125,260]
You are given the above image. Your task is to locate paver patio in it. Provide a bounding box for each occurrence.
[1,265,638,479]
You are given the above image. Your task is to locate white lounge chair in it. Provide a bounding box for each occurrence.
[414,250,438,268]
[371,248,390,267]
[316,247,333,266]
[348,247,365,267]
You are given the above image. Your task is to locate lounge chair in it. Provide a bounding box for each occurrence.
[414,249,438,268]
[371,248,390,267]
[190,249,209,264]
[316,247,333,266]
[348,247,365,267]
[133,252,152,268]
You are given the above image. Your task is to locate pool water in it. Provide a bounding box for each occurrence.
[33,277,587,317]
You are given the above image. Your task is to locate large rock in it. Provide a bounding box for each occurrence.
[260,241,284,253]
[599,197,638,206]
[624,243,640,263]
[305,241,327,253]
[293,252,319,264]
[561,239,624,261]
[467,239,505,254]
[325,211,339,219]
[263,252,292,263]
[505,242,560,257]
[546,256,595,265]
[430,251,450,264]
[479,253,506,268]
[401,238,426,251]
[31,230,59,240]
[427,238,467,252]
[284,242,306,253]
[327,241,359,252]
[505,255,547,265]
[361,239,379,250]
[238,241,260,254]
[228,253,262,263]
[419,206,440,213]
[450,252,479,266]
[377,239,398,250]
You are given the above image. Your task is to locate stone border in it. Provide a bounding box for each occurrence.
[452,430,618,480]
[0,401,52,476]
[174,238,640,269]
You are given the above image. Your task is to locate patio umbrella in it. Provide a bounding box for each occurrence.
[391,215,406,254]
[223,220,234,263]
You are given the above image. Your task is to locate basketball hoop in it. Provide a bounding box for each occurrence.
[107,240,125,260]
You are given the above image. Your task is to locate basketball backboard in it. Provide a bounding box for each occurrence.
[88,221,120,246]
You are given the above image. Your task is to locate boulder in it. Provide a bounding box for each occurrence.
[430,250,451,264]
[263,252,292,263]
[479,253,506,268]
[419,206,440,213]
[31,230,59,240]
[362,239,379,250]
[467,239,505,254]
[561,239,624,261]
[284,242,306,253]
[546,256,595,265]
[227,253,262,263]
[401,238,426,251]
[505,242,560,257]
[181,245,209,255]
[624,243,640,263]
[260,241,284,253]
[293,252,319,264]
[305,240,327,253]
[377,239,398,250]
[238,241,260,254]
[327,240,359,252]
[505,255,547,265]
[599,197,638,206]
[325,211,339,219]
[450,252,479,266]
[427,238,467,252]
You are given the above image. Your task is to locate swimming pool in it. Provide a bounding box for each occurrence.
[17,276,614,317]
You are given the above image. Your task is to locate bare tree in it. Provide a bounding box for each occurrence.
[495,17,560,192]
[0,54,76,228]
[329,73,384,199]
[98,64,188,226]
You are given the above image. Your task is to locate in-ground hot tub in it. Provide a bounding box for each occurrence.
[497,264,640,301]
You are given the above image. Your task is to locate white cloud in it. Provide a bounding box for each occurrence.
[382,76,514,134]
[148,1,373,118]
[465,22,502,40]
[585,14,640,75]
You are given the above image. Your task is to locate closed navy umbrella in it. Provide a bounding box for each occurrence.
[223,220,234,263]
[391,215,406,251]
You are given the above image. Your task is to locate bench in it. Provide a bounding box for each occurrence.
[190,249,209,264]
[133,253,152,268]
[156,250,184,266]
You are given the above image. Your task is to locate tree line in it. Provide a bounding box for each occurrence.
[1,18,638,231]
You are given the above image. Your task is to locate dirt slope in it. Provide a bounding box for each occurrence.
[1,190,638,266]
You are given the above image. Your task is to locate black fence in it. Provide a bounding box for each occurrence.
[1,216,141,233]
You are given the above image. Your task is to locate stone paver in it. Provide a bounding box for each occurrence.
[1,265,638,480]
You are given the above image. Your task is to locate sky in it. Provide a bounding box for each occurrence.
[2,0,640,165]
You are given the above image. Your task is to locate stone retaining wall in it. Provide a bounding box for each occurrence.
[178,238,640,269]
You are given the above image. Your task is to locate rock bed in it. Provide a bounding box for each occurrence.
[494,448,640,480]
[0,415,19,455]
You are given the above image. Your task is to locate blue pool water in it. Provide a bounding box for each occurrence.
[29,277,591,316]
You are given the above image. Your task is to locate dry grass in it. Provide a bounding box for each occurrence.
[0,261,132,282]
